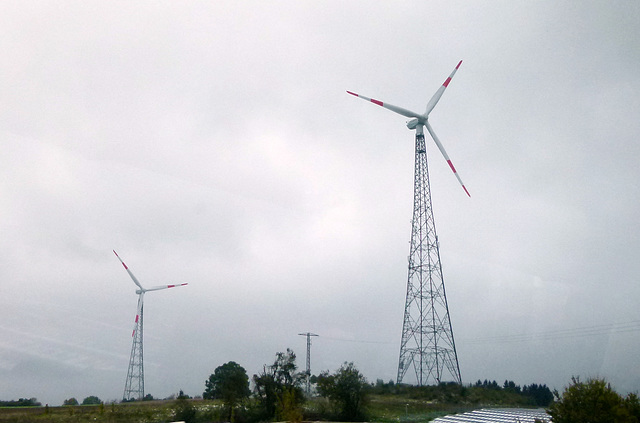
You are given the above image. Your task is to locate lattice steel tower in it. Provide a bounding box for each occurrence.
[124,294,145,400]
[396,128,462,386]
[114,250,188,401]
[347,61,467,387]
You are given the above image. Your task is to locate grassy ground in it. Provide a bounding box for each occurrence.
[0,398,457,423]
[0,393,543,422]
[0,401,181,423]
[366,394,480,423]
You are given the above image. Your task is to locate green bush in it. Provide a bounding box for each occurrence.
[548,376,640,423]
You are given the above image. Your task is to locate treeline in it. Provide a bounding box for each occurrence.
[0,398,41,407]
[472,379,554,406]
[62,396,103,406]
[369,378,554,407]
[201,350,370,422]
[0,350,553,422]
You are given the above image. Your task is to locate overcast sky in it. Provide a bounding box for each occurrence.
[1,0,640,406]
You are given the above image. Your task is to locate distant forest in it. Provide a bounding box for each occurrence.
[368,378,554,407]
[0,398,41,407]
[0,379,553,409]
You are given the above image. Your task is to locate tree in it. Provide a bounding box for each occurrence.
[81,396,102,405]
[63,397,78,406]
[548,376,640,423]
[522,383,554,407]
[173,390,196,423]
[0,398,41,407]
[253,349,305,421]
[317,362,368,421]
[503,380,521,393]
[204,361,250,421]
[624,393,640,420]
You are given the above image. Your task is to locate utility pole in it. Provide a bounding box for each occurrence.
[298,332,319,395]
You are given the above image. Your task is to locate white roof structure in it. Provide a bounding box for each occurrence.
[432,408,551,423]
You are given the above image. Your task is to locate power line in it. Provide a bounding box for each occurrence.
[462,320,640,345]
[318,319,640,347]
[321,335,395,345]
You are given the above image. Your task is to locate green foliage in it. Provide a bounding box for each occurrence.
[81,395,102,405]
[253,368,279,419]
[625,393,640,419]
[204,361,250,421]
[548,376,640,423]
[522,383,554,407]
[366,379,553,408]
[474,379,501,390]
[317,361,369,421]
[0,398,41,407]
[278,387,304,422]
[503,380,521,393]
[253,349,305,421]
[172,394,196,423]
[63,397,78,406]
[474,380,552,406]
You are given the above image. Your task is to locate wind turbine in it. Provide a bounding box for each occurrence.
[114,250,188,401]
[347,60,468,197]
[347,61,466,385]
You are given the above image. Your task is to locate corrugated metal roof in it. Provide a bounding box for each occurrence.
[432,408,550,423]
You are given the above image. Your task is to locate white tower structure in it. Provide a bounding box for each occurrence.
[347,61,467,385]
[114,250,188,400]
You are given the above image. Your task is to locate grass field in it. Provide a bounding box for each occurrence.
[0,397,496,423]
[0,385,547,423]
[0,400,180,422]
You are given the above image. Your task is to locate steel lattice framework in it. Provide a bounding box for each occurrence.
[346,60,466,387]
[397,130,462,386]
[124,294,145,400]
[298,332,318,395]
[114,250,188,402]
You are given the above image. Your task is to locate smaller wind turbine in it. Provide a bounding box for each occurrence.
[113,250,188,401]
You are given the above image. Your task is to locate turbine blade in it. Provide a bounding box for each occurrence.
[145,283,188,292]
[347,91,421,119]
[425,121,470,197]
[424,60,462,117]
[113,250,145,290]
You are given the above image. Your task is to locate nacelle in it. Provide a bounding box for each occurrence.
[406,118,420,130]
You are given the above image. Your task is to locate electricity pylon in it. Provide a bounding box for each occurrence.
[298,332,318,394]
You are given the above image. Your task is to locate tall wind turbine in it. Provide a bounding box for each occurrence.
[114,250,188,401]
[347,61,466,386]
